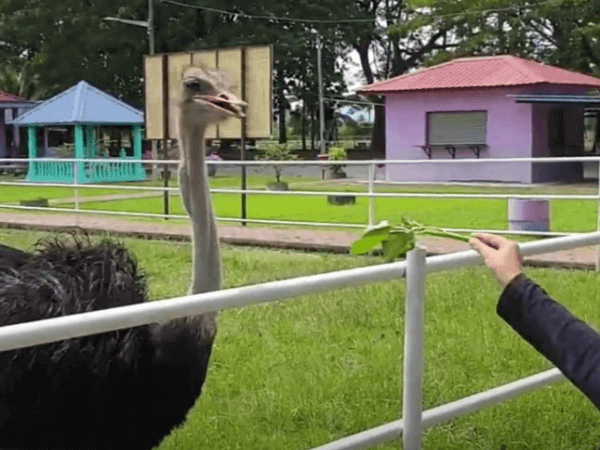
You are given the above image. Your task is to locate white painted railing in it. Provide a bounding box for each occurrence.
[1,156,599,239]
[0,230,598,448]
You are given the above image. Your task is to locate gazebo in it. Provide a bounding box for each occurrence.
[10,80,146,183]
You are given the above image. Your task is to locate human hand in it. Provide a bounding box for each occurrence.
[469,233,524,287]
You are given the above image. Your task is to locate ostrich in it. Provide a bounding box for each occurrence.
[0,67,246,450]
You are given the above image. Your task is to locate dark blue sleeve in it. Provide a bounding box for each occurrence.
[497,274,600,409]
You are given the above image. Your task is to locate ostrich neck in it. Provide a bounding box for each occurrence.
[179,121,221,295]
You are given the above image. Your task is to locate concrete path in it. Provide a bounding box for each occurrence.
[0,210,597,270]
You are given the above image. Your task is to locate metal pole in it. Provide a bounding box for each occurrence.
[368,163,376,226]
[596,172,600,271]
[148,0,154,56]
[163,140,170,220]
[73,159,80,227]
[316,32,325,155]
[241,47,248,226]
[403,248,426,450]
[241,151,247,226]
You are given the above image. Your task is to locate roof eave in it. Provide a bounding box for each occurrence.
[358,81,600,95]
[0,102,36,109]
[8,120,144,126]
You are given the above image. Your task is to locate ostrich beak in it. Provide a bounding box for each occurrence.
[197,92,247,118]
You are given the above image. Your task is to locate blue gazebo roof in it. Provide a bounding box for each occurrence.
[10,81,143,126]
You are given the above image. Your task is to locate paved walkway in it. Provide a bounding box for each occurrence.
[0,211,597,270]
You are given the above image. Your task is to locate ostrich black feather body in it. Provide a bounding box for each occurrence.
[0,236,215,450]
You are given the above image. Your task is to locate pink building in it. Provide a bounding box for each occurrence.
[0,90,34,160]
[359,55,600,183]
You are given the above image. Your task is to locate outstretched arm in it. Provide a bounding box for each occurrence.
[470,234,600,410]
[499,274,600,409]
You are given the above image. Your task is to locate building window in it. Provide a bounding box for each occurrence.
[427,111,488,145]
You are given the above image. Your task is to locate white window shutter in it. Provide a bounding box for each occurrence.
[428,112,487,145]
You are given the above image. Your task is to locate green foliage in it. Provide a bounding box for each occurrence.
[327,146,347,175]
[352,219,470,261]
[256,143,298,183]
[0,0,149,105]
[0,61,48,100]
[410,0,600,76]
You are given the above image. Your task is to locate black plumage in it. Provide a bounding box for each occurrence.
[0,236,214,450]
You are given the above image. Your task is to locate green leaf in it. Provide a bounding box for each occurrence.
[363,220,392,238]
[381,231,415,261]
[351,234,388,255]
[351,221,394,255]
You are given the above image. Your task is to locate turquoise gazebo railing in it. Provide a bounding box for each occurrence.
[85,158,146,183]
[26,158,146,183]
[26,160,75,182]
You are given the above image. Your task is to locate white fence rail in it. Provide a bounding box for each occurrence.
[1,156,600,239]
[0,229,598,448]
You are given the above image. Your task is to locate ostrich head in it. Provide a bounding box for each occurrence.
[178,66,247,128]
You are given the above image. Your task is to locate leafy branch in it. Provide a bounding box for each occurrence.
[351,219,470,261]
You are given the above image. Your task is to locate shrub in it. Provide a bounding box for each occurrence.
[256,143,298,183]
[328,146,347,175]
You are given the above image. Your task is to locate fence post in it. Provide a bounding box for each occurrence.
[403,247,426,450]
[162,140,170,220]
[368,163,376,227]
[73,159,80,227]
[595,171,600,272]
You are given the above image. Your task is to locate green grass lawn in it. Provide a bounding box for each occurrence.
[1,176,599,234]
[0,174,322,204]
[1,229,600,449]
[71,193,598,234]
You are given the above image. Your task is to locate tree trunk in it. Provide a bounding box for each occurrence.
[278,108,287,144]
[277,77,287,144]
[354,41,375,85]
[372,103,385,155]
[310,108,316,152]
[301,99,306,152]
[355,40,385,156]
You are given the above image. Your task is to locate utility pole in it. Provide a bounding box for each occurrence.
[148,0,154,57]
[314,31,326,155]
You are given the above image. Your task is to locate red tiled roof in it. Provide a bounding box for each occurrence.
[0,90,26,102]
[359,55,600,94]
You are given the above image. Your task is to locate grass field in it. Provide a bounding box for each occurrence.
[0,174,319,203]
[2,229,600,449]
[1,175,598,233]
[71,192,598,234]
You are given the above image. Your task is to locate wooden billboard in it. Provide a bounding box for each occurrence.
[144,45,273,141]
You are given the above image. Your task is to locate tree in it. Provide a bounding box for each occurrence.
[0,61,47,100]
[0,0,151,105]
[408,0,600,75]
[330,0,466,154]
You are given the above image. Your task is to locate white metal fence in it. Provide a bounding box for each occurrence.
[0,230,598,449]
[1,156,600,239]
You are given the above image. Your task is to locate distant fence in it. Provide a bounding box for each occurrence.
[0,229,597,449]
[1,156,599,239]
